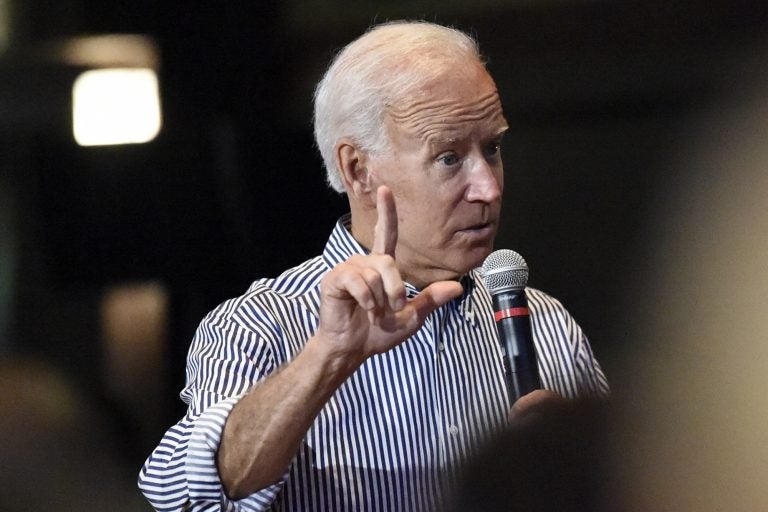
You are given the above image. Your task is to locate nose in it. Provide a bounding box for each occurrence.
[465,155,502,203]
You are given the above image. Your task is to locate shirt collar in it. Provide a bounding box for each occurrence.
[322,213,367,269]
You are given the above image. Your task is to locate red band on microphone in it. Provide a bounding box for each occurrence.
[494,307,530,321]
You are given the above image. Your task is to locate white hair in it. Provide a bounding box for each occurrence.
[313,21,483,193]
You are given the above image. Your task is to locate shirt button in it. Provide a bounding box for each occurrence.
[448,425,459,436]
[438,342,445,352]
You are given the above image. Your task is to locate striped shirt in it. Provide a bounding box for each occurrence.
[139,215,609,511]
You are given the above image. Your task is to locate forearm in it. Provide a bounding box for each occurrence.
[217,334,361,499]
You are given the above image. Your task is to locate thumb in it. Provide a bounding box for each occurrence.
[409,281,463,320]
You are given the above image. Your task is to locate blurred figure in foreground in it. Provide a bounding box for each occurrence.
[447,398,611,512]
[609,45,768,511]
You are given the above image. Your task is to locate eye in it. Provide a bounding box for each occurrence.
[484,140,502,159]
[437,152,461,167]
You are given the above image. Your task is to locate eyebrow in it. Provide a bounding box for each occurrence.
[493,125,509,137]
[428,124,508,147]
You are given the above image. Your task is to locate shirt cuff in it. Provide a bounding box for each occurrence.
[186,394,286,511]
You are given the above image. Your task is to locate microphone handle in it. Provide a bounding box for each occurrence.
[492,289,541,403]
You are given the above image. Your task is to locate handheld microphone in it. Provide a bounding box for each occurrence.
[481,249,541,403]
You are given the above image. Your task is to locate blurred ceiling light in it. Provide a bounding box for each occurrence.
[73,68,161,146]
[66,35,162,146]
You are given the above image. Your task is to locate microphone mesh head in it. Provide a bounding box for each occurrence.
[481,249,529,293]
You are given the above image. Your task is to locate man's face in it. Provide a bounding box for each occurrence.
[369,62,508,287]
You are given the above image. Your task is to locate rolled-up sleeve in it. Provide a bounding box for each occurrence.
[139,298,288,511]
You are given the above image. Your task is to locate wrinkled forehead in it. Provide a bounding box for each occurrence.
[385,66,508,143]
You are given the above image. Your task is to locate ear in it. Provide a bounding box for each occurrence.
[336,139,374,199]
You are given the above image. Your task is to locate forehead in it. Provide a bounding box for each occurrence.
[385,65,508,144]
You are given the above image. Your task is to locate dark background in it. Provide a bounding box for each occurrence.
[1,1,767,509]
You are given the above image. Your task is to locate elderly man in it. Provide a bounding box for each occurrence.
[139,20,608,511]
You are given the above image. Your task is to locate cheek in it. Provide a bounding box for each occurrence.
[408,200,456,241]
[396,200,443,241]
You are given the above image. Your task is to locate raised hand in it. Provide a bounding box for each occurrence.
[315,186,463,367]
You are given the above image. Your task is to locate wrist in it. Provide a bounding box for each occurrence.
[303,333,365,388]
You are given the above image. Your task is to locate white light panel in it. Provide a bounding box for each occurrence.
[72,68,162,146]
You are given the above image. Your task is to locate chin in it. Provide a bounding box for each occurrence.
[453,245,494,274]
[451,229,496,263]
[471,238,495,260]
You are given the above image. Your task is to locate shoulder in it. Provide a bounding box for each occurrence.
[245,255,328,298]
[525,287,568,314]
[525,287,586,343]
[205,255,328,334]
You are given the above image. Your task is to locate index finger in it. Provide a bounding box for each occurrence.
[372,185,398,256]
